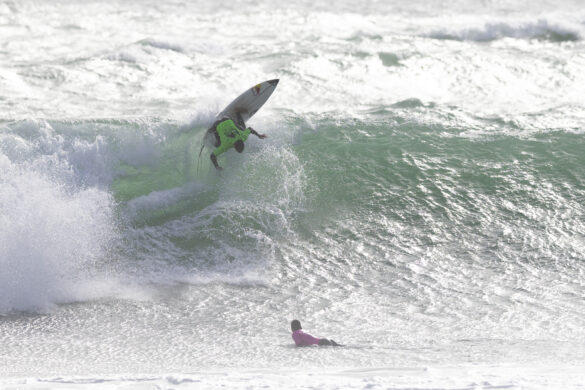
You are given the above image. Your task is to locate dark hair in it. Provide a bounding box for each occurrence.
[235,140,244,153]
[291,319,301,331]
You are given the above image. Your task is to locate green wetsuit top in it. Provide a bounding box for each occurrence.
[212,119,251,157]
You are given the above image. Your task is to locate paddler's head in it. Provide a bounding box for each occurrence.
[291,319,301,332]
[235,140,244,153]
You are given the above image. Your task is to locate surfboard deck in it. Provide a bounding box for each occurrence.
[216,79,279,128]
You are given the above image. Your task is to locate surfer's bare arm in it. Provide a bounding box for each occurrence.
[249,127,267,139]
[210,154,222,170]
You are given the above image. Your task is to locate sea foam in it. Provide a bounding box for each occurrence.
[0,127,116,314]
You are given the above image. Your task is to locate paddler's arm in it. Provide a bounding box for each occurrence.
[248,127,267,139]
[210,153,222,171]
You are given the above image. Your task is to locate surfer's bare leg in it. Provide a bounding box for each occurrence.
[210,154,222,171]
[213,129,220,146]
[318,339,342,346]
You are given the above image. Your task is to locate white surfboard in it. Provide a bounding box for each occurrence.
[216,79,279,128]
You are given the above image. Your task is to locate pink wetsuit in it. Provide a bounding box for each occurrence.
[292,330,320,346]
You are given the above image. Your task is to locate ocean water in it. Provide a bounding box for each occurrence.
[1,0,585,388]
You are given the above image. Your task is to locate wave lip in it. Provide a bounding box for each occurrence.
[137,38,184,52]
[428,19,581,42]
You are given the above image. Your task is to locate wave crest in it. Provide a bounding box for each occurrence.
[428,19,580,42]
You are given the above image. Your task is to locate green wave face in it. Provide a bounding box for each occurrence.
[111,125,210,203]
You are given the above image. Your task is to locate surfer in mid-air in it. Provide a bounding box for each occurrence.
[205,116,267,171]
[198,79,278,171]
[291,320,342,347]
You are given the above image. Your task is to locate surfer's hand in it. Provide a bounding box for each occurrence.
[258,133,267,139]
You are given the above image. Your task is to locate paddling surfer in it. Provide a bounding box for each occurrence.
[290,320,342,347]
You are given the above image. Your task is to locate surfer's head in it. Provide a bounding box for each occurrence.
[291,319,301,332]
[234,140,245,153]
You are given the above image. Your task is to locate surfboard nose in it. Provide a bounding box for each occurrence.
[268,79,279,86]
